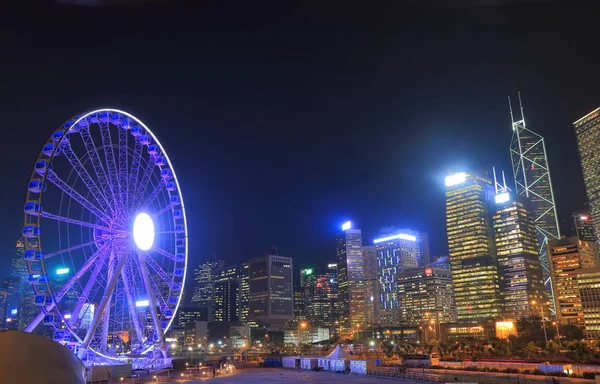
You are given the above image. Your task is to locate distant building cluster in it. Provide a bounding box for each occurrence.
[5,100,600,350]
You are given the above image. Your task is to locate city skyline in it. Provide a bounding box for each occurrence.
[1,1,599,277]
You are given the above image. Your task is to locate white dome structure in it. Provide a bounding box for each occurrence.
[0,330,85,383]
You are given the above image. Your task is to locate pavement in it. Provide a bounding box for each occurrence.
[171,368,438,383]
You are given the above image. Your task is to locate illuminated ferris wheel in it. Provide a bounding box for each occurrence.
[21,109,188,362]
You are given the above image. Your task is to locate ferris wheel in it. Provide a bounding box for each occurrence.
[21,109,188,362]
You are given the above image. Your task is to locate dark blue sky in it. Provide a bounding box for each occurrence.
[1,1,599,280]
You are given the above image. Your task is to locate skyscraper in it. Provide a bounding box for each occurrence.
[574,108,600,243]
[248,254,293,328]
[548,237,599,325]
[575,267,600,339]
[445,172,502,322]
[509,95,560,311]
[362,245,380,326]
[396,266,457,325]
[302,267,337,328]
[573,213,597,242]
[375,229,421,326]
[191,259,224,306]
[492,191,548,318]
[14,238,37,331]
[213,265,242,323]
[336,221,365,335]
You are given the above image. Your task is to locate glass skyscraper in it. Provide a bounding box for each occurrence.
[510,96,560,312]
[374,229,421,326]
[336,221,365,335]
[574,108,600,243]
[493,192,548,318]
[191,259,224,306]
[445,172,502,322]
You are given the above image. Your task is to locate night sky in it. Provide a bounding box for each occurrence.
[2,1,600,280]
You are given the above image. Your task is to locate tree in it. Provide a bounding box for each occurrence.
[566,340,591,364]
[382,342,395,358]
[546,340,561,360]
[560,324,584,341]
[524,341,540,358]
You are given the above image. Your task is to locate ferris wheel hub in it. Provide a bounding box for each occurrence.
[133,212,155,251]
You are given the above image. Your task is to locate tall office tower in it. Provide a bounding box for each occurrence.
[302,268,337,328]
[248,254,293,328]
[420,233,431,265]
[177,305,212,327]
[336,221,365,335]
[213,265,242,323]
[396,266,457,325]
[362,245,380,326]
[574,108,600,243]
[293,286,305,320]
[2,278,19,330]
[548,237,599,324]
[375,229,421,326]
[13,238,37,331]
[492,190,548,318]
[445,172,503,322]
[573,213,597,242]
[191,259,224,305]
[240,262,250,323]
[575,267,600,339]
[509,95,560,312]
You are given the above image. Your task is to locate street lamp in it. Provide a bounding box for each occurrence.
[299,322,307,346]
[552,321,562,343]
[531,300,548,343]
[188,346,193,364]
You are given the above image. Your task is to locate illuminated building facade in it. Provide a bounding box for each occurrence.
[302,267,337,328]
[573,213,597,242]
[213,265,242,323]
[576,267,600,339]
[375,229,422,326]
[177,305,211,327]
[548,237,599,324]
[445,172,502,322]
[248,254,293,328]
[396,266,457,325]
[362,245,380,326]
[510,95,560,312]
[336,221,365,334]
[493,192,548,318]
[14,238,37,331]
[574,108,600,243]
[191,259,224,306]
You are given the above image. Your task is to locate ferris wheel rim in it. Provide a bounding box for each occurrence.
[22,108,188,361]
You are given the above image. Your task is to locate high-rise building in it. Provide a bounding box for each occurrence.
[492,191,548,318]
[548,237,599,324]
[445,172,502,322]
[509,95,560,312]
[2,278,19,330]
[177,305,212,327]
[191,259,224,306]
[575,267,600,339]
[336,221,365,335]
[396,266,457,325]
[573,213,597,242]
[375,229,421,326]
[362,245,380,326]
[213,265,242,323]
[240,262,250,323]
[574,108,600,244]
[248,254,293,328]
[293,286,305,320]
[14,238,37,331]
[302,268,337,328]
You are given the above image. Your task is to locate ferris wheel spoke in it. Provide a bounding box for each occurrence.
[80,127,117,214]
[121,260,145,347]
[79,249,130,354]
[152,204,174,218]
[41,211,123,234]
[44,238,107,259]
[69,247,112,330]
[136,251,166,355]
[133,156,157,208]
[60,142,114,215]
[118,128,129,212]
[139,179,167,210]
[24,242,111,333]
[45,170,111,223]
[100,246,118,352]
[151,246,181,263]
[129,138,144,204]
[99,123,122,212]
[144,253,173,292]
[147,269,171,318]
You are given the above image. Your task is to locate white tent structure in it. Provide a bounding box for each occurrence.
[325,344,351,359]
[0,330,86,383]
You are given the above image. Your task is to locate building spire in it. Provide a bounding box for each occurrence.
[518,91,526,128]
